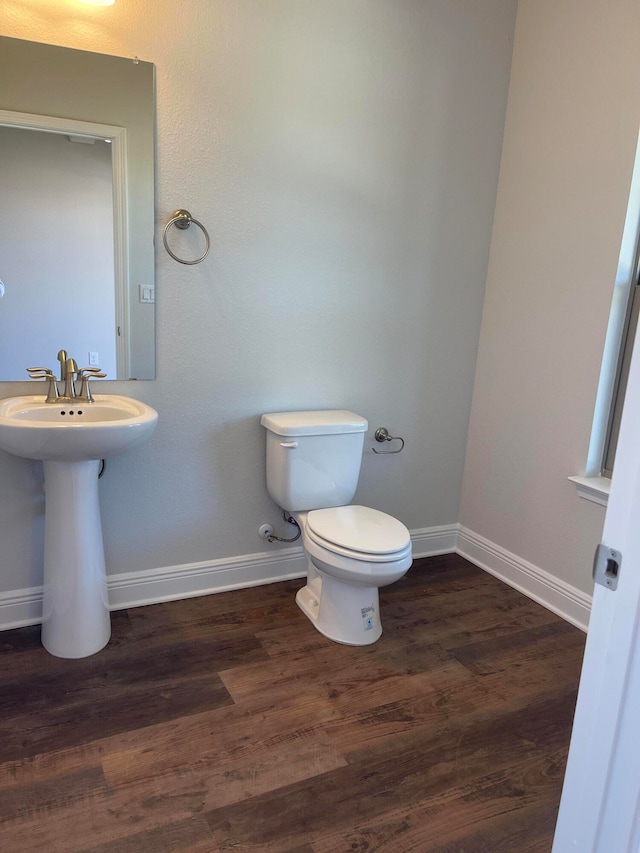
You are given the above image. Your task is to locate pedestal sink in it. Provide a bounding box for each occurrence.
[0,395,158,658]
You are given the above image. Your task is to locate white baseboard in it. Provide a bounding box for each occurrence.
[0,524,457,631]
[0,586,44,632]
[0,524,590,633]
[457,525,592,632]
[107,547,308,611]
[409,523,459,558]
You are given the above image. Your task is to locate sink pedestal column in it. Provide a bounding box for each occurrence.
[41,460,111,658]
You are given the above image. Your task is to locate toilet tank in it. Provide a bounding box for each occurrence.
[261,410,368,511]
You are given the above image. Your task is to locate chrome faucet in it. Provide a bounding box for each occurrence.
[27,351,107,403]
[63,358,78,399]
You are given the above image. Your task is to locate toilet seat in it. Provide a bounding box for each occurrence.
[304,528,412,587]
[305,505,411,562]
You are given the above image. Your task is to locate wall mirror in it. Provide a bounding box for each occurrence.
[0,36,156,381]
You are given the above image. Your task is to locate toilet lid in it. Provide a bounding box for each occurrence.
[306,506,410,556]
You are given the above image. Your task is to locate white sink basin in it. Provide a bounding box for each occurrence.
[0,394,158,461]
[0,393,158,659]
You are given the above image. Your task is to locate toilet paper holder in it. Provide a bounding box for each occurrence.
[372,427,405,454]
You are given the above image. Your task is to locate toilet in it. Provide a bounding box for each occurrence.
[261,410,412,645]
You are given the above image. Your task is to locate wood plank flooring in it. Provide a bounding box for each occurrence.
[0,554,585,852]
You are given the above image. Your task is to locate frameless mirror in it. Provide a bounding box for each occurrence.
[0,36,155,380]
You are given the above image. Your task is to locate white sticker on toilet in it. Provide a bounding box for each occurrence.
[361,605,375,631]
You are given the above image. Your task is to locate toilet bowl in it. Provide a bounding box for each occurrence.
[294,506,412,645]
[261,409,413,645]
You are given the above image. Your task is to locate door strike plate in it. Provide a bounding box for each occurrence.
[593,544,622,591]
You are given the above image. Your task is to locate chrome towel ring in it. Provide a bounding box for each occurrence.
[163,209,210,265]
[372,427,405,454]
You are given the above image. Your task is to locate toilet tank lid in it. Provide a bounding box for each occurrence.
[261,410,368,436]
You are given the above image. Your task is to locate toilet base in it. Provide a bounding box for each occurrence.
[296,568,382,646]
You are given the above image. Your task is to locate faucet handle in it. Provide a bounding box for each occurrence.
[26,369,59,402]
[78,371,107,403]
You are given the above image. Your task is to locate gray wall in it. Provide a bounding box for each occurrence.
[460,0,640,594]
[0,1,517,593]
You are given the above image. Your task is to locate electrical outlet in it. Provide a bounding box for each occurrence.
[89,352,99,366]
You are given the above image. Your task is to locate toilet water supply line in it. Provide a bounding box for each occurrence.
[267,511,301,544]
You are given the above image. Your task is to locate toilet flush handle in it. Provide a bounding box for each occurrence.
[279,441,298,448]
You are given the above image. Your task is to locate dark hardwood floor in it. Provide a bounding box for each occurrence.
[0,554,585,852]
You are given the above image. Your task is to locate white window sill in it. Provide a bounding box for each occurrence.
[568,475,610,508]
